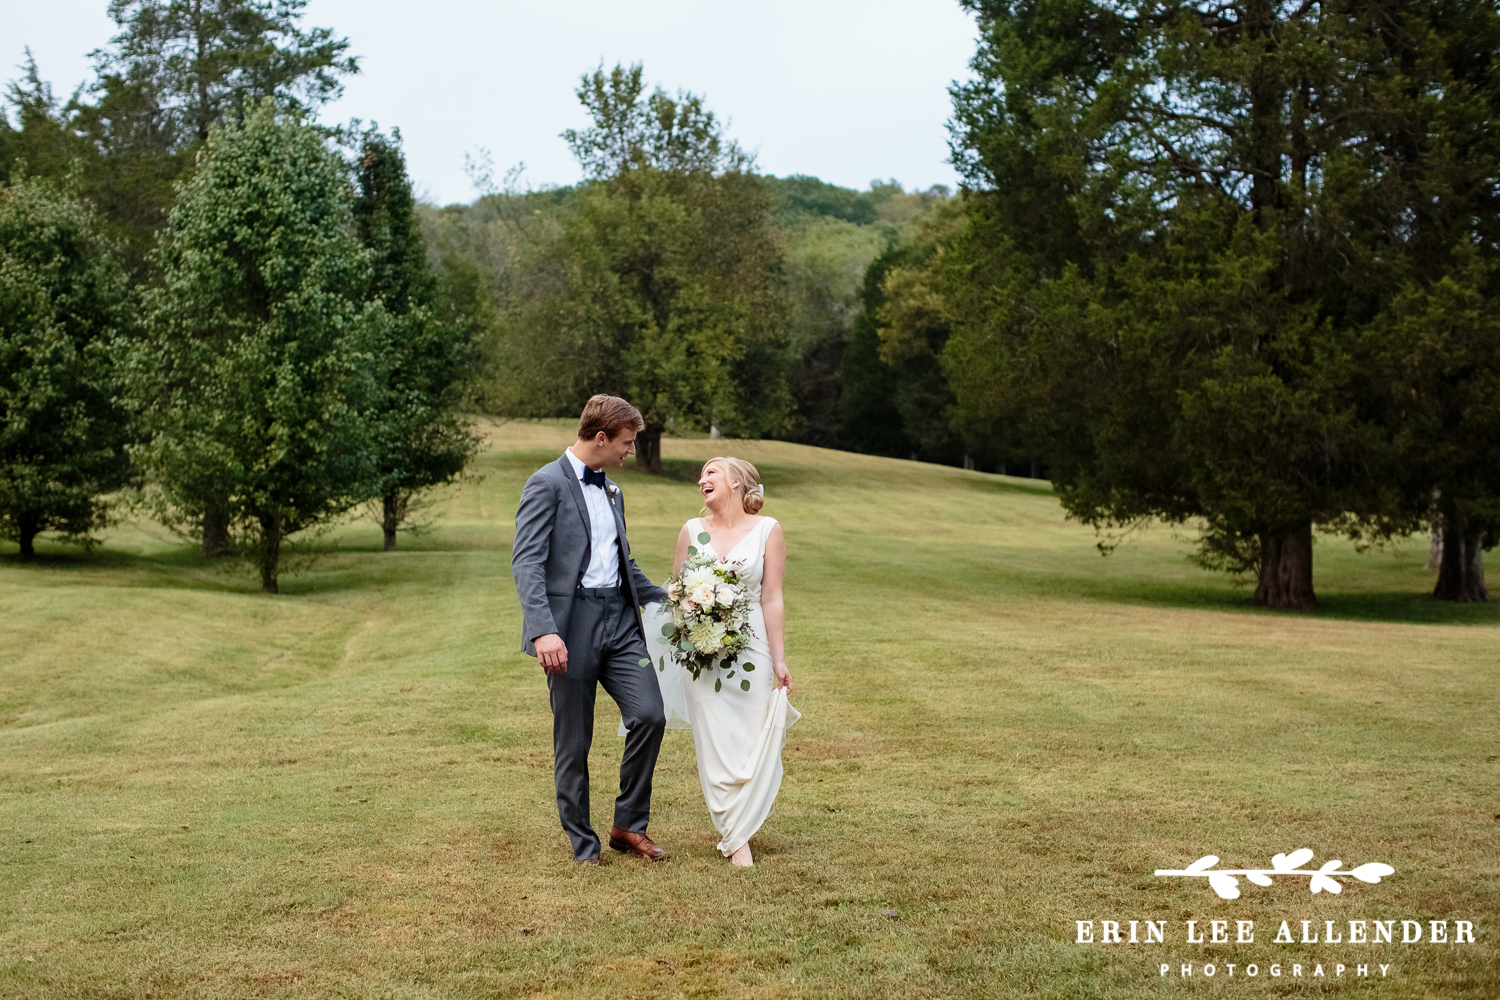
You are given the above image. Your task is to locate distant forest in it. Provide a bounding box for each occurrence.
[419,169,1003,470]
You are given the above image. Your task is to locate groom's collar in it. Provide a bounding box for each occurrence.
[563,447,600,481]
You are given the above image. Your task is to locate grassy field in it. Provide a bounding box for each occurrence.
[1,420,1496,999]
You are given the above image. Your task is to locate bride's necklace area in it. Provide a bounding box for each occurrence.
[701,509,757,556]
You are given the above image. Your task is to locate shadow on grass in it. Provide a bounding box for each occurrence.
[0,545,261,594]
[614,457,833,497]
[976,555,1500,627]
[959,474,1055,497]
[0,540,470,598]
[494,449,832,497]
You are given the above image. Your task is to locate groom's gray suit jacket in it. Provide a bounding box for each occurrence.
[512,455,667,665]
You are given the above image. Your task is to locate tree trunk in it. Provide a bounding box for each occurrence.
[382,490,400,551]
[636,428,663,475]
[258,515,282,595]
[17,514,37,560]
[1425,489,1443,570]
[1426,522,1443,571]
[202,505,231,558]
[963,454,975,471]
[1434,532,1487,602]
[1253,522,1316,609]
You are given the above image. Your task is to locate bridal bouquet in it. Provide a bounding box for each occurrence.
[656,531,757,692]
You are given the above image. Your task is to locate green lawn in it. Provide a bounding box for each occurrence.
[1,421,1495,998]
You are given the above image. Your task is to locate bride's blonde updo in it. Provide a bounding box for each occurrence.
[705,456,765,514]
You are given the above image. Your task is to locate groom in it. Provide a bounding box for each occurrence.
[511,394,670,864]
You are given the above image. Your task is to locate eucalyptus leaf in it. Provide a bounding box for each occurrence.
[661,623,674,637]
[740,679,751,691]
[687,545,697,556]
[742,663,755,671]
[638,658,650,668]
[698,531,712,544]
[714,678,722,693]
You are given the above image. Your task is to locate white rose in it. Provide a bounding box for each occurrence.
[715,583,739,606]
[690,583,716,608]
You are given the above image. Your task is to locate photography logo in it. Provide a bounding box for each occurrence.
[1073,847,1478,982]
[1154,848,1395,899]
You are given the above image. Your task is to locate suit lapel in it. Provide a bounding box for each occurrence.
[557,455,592,561]
[605,478,628,556]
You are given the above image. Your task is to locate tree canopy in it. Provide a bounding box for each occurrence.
[130,101,387,592]
[1,1,357,271]
[486,63,790,472]
[939,0,1500,605]
[353,127,480,550]
[0,175,132,558]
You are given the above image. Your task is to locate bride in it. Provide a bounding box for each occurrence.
[642,456,799,867]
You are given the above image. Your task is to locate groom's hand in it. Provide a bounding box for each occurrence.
[535,634,569,675]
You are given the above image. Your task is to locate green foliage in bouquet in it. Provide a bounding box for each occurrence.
[659,531,758,692]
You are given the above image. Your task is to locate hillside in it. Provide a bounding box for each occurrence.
[1,423,1495,997]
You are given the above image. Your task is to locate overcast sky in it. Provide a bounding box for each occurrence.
[3,0,978,206]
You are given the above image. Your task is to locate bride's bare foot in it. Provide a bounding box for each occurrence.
[730,843,753,867]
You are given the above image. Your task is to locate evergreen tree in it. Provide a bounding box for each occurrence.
[2,3,357,273]
[352,128,479,550]
[944,0,1497,606]
[0,176,131,559]
[1,54,87,187]
[130,102,386,593]
[95,0,357,145]
[1383,248,1500,602]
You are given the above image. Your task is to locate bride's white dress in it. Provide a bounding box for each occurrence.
[634,515,801,856]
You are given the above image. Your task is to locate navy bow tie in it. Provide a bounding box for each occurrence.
[582,466,607,489]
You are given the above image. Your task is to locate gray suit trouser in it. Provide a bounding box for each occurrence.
[547,589,666,860]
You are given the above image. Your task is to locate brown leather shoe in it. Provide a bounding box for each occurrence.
[608,825,668,861]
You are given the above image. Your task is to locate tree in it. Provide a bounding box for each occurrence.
[1370,1,1500,602]
[0,175,131,559]
[1,3,357,274]
[492,64,789,473]
[1,53,88,188]
[1382,248,1500,602]
[130,101,386,593]
[95,0,357,145]
[944,0,1493,607]
[777,213,884,447]
[867,197,988,467]
[352,128,480,550]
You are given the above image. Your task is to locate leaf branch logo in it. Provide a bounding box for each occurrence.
[1156,849,1395,899]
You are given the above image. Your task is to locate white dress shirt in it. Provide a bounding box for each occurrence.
[564,448,622,588]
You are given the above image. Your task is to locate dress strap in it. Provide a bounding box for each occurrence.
[754,515,776,556]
